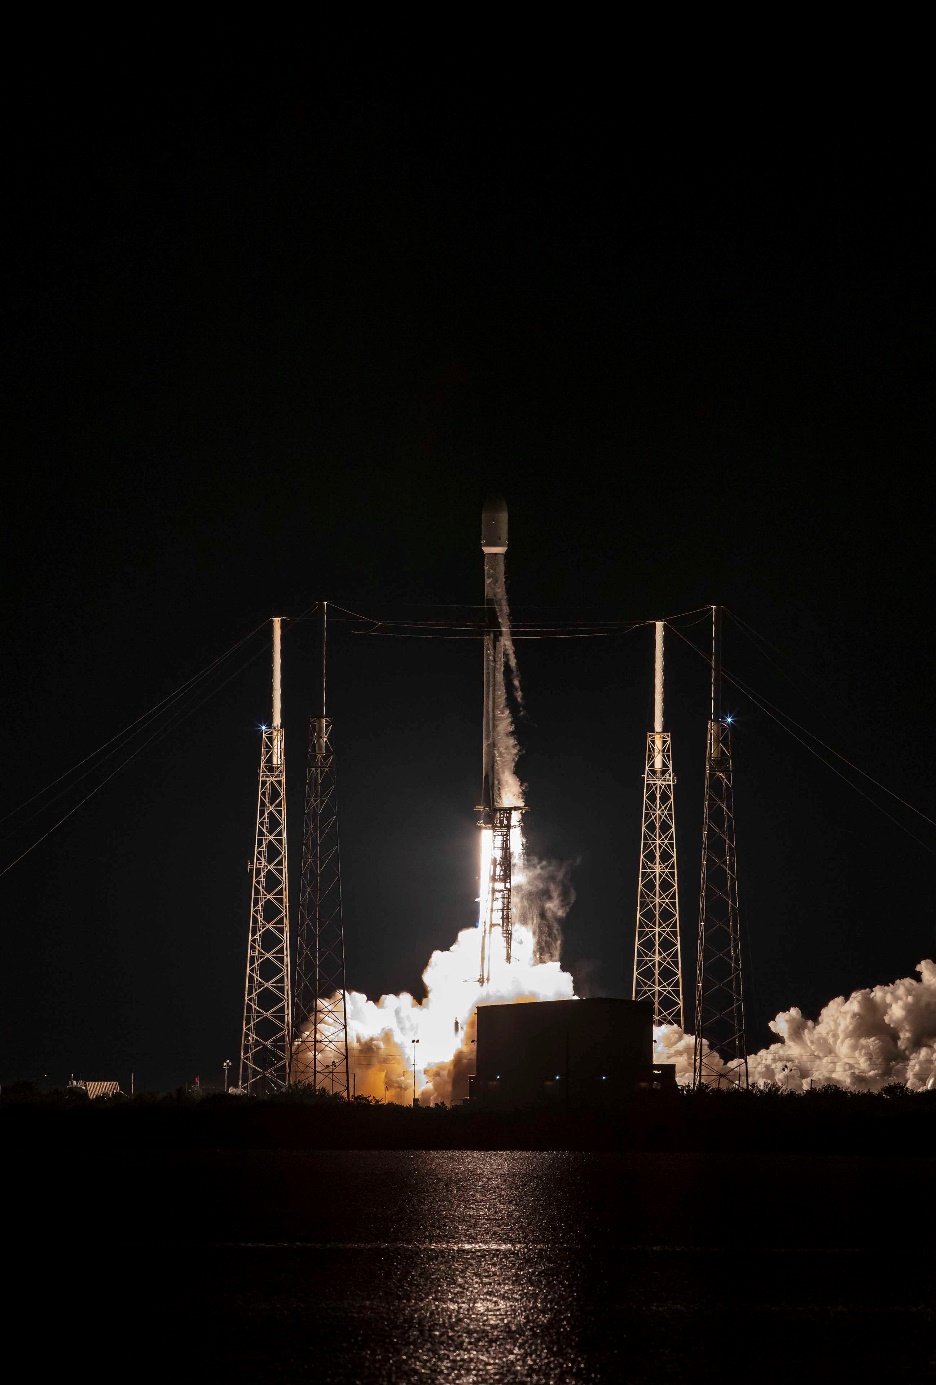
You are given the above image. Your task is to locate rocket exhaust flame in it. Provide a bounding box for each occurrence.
[294,496,579,1102]
[332,913,576,1105]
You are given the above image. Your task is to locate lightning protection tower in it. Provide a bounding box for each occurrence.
[693,606,748,1087]
[240,618,292,1096]
[633,621,684,1028]
[293,602,350,1098]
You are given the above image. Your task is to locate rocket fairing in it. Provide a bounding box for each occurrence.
[481,494,508,553]
[480,496,508,816]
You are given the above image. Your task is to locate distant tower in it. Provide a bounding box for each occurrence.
[693,606,748,1087]
[293,602,350,1098]
[632,621,684,1027]
[478,496,520,985]
[239,618,292,1095]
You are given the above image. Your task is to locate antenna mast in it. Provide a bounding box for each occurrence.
[693,605,748,1087]
[632,621,683,1027]
[294,601,351,1098]
[239,617,292,1095]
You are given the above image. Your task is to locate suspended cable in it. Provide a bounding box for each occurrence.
[327,599,710,639]
[0,633,273,877]
[1,620,270,829]
[719,618,936,830]
[667,622,936,857]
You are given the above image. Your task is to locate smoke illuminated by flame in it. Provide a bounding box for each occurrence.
[295,559,581,1105]
[337,821,576,1104]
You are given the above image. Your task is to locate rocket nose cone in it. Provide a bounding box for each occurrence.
[481,494,508,552]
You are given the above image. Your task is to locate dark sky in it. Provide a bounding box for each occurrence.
[3,53,933,1090]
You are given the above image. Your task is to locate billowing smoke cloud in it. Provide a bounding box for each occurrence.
[747,959,936,1091]
[655,960,936,1091]
[514,855,576,965]
[342,923,576,1104]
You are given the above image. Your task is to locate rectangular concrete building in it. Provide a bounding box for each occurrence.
[473,997,652,1109]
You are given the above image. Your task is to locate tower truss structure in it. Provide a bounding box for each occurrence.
[478,805,519,986]
[239,618,292,1096]
[693,607,748,1087]
[293,603,350,1098]
[633,622,683,1028]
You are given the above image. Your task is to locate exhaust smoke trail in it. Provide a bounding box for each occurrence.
[294,496,579,1102]
[486,551,524,712]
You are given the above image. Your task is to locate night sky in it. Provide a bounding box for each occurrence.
[3,53,933,1090]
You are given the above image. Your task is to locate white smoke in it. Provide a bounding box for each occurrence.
[655,960,936,1091]
[341,922,576,1104]
[652,1022,698,1083]
[514,854,576,965]
[493,649,524,808]
[485,552,524,710]
[746,959,936,1091]
[480,543,524,810]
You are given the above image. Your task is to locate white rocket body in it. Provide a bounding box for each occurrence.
[481,496,508,812]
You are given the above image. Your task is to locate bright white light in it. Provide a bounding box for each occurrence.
[723,714,735,724]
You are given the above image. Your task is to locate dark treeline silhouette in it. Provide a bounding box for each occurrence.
[3,1080,934,1153]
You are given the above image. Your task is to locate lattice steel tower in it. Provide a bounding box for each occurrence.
[239,617,292,1095]
[693,606,748,1087]
[293,602,350,1098]
[633,621,684,1027]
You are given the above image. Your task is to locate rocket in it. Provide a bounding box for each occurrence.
[481,494,508,554]
[480,495,508,817]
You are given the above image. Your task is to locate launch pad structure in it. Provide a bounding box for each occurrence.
[234,512,751,1102]
[632,621,684,1029]
[239,618,292,1096]
[293,602,350,1098]
[693,606,748,1087]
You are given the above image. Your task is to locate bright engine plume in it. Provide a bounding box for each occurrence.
[333,495,578,1103]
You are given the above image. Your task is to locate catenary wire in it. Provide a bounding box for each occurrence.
[328,600,710,637]
[0,620,270,828]
[0,632,273,877]
[666,622,936,858]
[720,615,936,830]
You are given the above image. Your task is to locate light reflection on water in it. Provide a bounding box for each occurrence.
[119,1150,934,1382]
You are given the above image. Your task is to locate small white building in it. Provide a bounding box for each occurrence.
[67,1078,123,1099]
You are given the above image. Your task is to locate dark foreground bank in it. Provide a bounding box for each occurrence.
[3,1081,935,1153]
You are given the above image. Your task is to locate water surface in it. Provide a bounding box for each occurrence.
[39,1150,936,1381]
